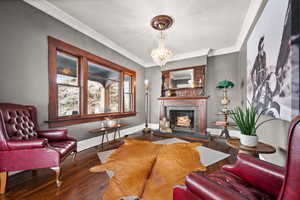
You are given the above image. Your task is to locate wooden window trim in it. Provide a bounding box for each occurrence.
[47,36,136,128]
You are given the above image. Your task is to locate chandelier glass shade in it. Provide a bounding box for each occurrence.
[151,32,172,67]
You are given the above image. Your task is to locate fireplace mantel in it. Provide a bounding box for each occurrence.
[159,96,209,135]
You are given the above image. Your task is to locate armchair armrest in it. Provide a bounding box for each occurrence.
[185,173,247,200]
[7,138,48,150]
[37,129,75,141]
[222,153,285,197]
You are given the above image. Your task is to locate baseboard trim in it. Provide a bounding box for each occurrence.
[77,123,146,152]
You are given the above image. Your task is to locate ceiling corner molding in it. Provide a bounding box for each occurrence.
[144,48,210,68]
[208,45,239,57]
[144,46,240,68]
[235,0,266,50]
[23,0,147,67]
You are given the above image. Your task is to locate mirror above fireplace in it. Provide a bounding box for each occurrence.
[161,66,206,97]
[170,69,194,89]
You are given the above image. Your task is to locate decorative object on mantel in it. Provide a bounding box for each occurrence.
[216,80,234,112]
[143,79,151,134]
[229,104,274,147]
[150,15,173,67]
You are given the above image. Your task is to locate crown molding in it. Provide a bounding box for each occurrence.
[23,0,147,66]
[235,0,266,50]
[23,0,263,68]
[144,46,239,68]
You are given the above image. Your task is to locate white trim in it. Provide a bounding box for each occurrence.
[77,124,145,152]
[144,46,240,68]
[235,0,266,50]
[208,45,239,57]
[23,0,146,67]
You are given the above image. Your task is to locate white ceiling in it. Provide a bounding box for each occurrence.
[25,0,262,67]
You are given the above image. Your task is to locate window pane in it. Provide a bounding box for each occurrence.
[108,81,119,112]
[88,61,120,114]
[88,61,120,81]
[58,85,80,117]
[124,93,132,112]
[124,74,132,93]
[88,80,105,114]
[56,51,78,86]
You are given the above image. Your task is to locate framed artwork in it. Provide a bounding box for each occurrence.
[247,0,299,121]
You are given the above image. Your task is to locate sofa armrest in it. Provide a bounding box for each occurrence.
[222,153,285,197]
[185,173,247,200]
[38,129,75,141]
[7,138,48,150]
[173,185,200,200]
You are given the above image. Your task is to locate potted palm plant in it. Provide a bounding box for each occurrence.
[229,104,273,147]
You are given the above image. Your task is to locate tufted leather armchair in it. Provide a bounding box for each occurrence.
[0,103,77,193]
[173,115,300,200]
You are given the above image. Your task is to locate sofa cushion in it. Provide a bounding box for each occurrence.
[90,139,162,200]
[141,142,206,200]
[207,169,273,200]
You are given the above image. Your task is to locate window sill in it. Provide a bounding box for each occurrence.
[46,112,137,128]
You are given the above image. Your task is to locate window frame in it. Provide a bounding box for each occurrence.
[47,36,136,128]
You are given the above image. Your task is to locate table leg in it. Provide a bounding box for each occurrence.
[101,132,105,151]
[118,128,121,138]
[220,127,230,139]
[106,130,109,144]
[113,129,116,141]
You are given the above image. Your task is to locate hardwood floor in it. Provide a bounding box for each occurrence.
[0,132,237,200]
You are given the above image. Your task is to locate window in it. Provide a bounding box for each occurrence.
[124,74,133,112]
[48,37,136,127]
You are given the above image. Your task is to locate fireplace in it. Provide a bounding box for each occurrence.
[169,109,195,132]
[158,96,208,135]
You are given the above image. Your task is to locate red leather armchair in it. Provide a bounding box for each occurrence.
[174,115,300,200]
[0,103,77,193]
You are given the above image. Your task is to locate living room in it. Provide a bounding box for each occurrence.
[0,0,299,200]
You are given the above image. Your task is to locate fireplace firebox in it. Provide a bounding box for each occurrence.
[169,110,195,131]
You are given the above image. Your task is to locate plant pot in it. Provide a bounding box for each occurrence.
[240,134,258,147]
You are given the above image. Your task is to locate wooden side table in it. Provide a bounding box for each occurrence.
[89,123,128,150]
[226,138,276,158]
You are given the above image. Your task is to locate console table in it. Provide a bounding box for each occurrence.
[89,123,128,150]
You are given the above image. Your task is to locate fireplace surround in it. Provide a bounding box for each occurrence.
[158,96,208,136]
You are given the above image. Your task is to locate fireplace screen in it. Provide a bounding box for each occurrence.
[169,110,194,130]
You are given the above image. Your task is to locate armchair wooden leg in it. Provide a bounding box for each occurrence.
[72,151,77,164]
[0,172,7,194]
[51,167,62,187]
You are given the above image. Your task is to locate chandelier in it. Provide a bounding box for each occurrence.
[150,15,174,67]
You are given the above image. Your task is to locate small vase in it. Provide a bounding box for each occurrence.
[240,134,258,147]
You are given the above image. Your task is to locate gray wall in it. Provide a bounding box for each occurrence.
[0,1,145,141]
[145,52,240,126]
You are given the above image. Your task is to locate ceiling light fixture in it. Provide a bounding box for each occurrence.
[150,15,174,67]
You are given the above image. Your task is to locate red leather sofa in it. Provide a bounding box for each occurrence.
[0,103,77,193]
[174,115,300,200]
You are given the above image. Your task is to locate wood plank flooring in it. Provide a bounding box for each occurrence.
[0,132,237,200]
